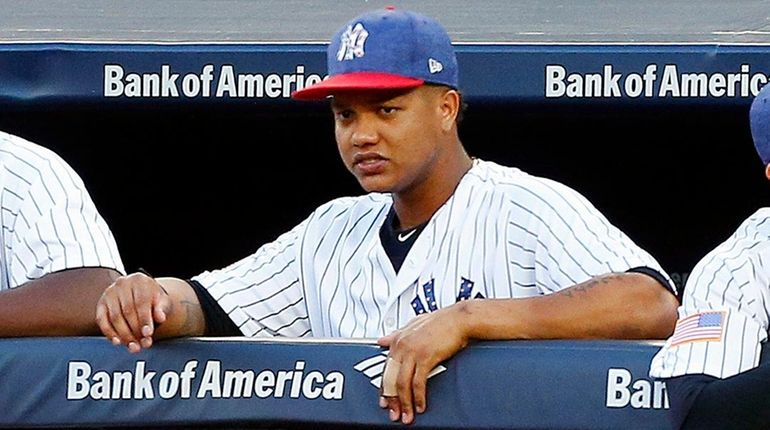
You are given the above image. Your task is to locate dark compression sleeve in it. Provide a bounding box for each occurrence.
[186,279,241,336]
[666,343,770,430]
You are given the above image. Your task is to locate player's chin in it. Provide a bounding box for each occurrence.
[356,175,395,193]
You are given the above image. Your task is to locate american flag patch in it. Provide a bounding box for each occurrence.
[670,311,726,347]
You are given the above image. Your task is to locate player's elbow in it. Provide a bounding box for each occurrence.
[642,289,679,339]
[622,273,679,339]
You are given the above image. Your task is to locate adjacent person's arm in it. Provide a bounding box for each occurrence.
[0,133,126,336]
[0,267,120,336]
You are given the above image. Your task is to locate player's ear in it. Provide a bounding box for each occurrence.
[438,89,460,132]
[765,164,770,180]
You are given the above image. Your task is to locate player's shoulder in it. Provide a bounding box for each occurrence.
[681,209,770,303]
[740,208,770,238]
[467,159,597,217]
[306,193,392,228]
[690,208,770,277]
[0,130,61,165]
[0,130,81,181]
[718,208,770,252]
[725,208,770,257]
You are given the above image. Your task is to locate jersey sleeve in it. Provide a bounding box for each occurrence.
[192,218,311,338]
[7,154,125,287]
[517,177,671,294]
[650,240,770,380]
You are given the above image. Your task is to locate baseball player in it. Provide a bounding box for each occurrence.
[649,84,770,429]
[96,8,678,425]
[0,130,124,335]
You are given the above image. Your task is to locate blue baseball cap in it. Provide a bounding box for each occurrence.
[292,7,458,100]
[750,83,770,165]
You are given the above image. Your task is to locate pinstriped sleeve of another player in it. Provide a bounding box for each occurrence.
[192,218,310,338]
[650,211,770,379]
[509,174,671,294]
[6,140,124,287]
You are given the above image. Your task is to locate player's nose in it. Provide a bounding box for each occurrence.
[350,116,380,147]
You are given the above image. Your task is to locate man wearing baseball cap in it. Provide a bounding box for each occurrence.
[96,8,678,425]
[649,84,770,429]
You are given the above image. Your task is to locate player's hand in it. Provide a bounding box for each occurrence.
[95,272,172,353]
[376,302,471,425]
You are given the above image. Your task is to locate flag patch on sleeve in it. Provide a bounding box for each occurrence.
[670,311,726,347]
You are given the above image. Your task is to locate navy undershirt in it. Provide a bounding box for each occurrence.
[379,206,428,273]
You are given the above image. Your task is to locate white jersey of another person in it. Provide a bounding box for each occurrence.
[193,159,671,338]
[650,208,770,379]
[0,131,124,289]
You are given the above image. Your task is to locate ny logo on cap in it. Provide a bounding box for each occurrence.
[337,23,369,61]
[428,58,443,74]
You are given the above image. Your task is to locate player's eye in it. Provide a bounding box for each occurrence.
[334,109,354,120]
[380,106,398,115]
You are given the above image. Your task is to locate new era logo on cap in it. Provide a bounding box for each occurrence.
[428,58,443,74]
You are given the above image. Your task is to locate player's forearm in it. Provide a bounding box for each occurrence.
[460,272,679,340]
[0,267,121,336]
[151,277,206,339]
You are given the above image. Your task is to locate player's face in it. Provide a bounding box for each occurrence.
[331,86,453,194]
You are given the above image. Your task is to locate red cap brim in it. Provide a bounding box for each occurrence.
[292,72,424,100]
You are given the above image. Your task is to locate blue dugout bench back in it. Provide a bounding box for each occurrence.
[0,337,671,429]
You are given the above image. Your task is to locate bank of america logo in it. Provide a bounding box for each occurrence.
[353,352,447,388]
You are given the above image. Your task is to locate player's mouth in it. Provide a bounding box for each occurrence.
[352,152,388,175]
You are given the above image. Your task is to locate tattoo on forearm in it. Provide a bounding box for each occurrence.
[558,273,623,299]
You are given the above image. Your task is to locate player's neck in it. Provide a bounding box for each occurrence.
[392,149,473,230]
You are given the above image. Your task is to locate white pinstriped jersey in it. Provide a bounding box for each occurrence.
[193,159,670,338]
[0,131,124,290]
[650,208,770,380]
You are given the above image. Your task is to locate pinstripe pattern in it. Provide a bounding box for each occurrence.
[194,159,668,338]
[0,131,124,289]
[650,208,770,380]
